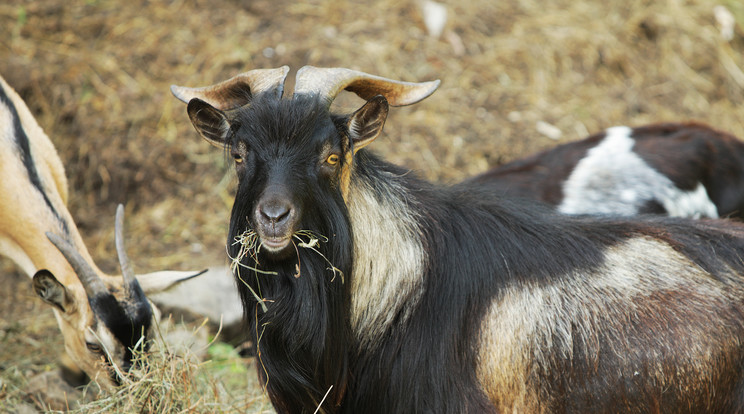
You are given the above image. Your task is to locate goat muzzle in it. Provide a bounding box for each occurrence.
[254,191,297,254]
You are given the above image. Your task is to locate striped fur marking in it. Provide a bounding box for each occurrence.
[0,83,68,233]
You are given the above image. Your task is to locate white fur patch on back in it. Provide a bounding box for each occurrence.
[346,174,426,350]
[558,126,718,218]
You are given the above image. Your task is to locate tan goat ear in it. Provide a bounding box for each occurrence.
[33,270,73,313]
[348,95,389,152]
[187,99,231,148]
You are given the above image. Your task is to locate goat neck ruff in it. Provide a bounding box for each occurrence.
[345,172,426,350]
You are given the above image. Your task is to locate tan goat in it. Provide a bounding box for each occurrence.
[0,74,201,390]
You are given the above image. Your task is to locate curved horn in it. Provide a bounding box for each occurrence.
[46,232,108,297]
[293,66,440,107]
[115,204,136,296]
[170,66,290,111]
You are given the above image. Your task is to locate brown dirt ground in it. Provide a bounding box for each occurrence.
[1,0,743,411]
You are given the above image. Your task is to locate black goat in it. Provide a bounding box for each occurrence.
[466,123,744,219]
[174,66,744,413]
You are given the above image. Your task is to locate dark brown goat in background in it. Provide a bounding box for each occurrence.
[174,66,744,413]
[466,123,744,219]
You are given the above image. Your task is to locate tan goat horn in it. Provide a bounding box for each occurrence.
[46,232,108,297]
[293,66,440,107]
[114,204,137,296]
[170,66,290,111]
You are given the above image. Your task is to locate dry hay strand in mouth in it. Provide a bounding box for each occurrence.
[229,229,265,275]
[228,229,346,313]
[292,230,344,283]
[229,229,275,313]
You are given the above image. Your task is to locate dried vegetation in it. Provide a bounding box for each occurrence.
[0,0,742,411]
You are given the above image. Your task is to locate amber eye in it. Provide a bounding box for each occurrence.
[326,154,340,165]
[233,153,243,164]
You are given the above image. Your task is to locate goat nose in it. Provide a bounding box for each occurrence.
[259,201,292,225]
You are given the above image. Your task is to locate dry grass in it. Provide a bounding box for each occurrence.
[0,0,743,411]
[63,321,272,414]
[1,312,273,413]
[0,0,742,271]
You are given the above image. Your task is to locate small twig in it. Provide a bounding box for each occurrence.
[255,306,270,395]
[314,385,334,414]
[236,269,269,313]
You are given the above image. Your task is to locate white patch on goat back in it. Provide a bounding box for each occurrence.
[346,175,426,350]
[476,237,740,412]
[558,126,718,218]
[664,181,718,219]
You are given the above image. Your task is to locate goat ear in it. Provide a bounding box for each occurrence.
[33,270,73,313]
[187,98,231,147]
[135,269,208,294]
[348,95,389,152]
